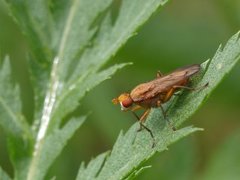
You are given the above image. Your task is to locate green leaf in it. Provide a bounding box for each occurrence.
[3,0,53,62]
[3,0,172,179]
[0,166,11,180]
[76,151,110,180]
[3,0,54,119]
[0,56,29,136]
[27,62,128,180]
[100,127,200,180]
[78,126,202,180]
[66,0,169,82]
[27,116,86,180]
[78,32,240,179]
[200,130,240,180]
[3,0,54,128]
[0,56,33,180]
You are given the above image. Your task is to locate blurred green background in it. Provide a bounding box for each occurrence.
[0,0,240,179]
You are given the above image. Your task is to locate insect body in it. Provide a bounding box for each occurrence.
[112,64,207,147]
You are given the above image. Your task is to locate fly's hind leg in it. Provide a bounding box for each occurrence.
[173,82,208,91]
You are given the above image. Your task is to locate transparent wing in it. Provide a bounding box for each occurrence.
[130,64,200,102]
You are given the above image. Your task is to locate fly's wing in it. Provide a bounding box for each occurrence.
[130,64,200,102]
[173,64,200,76]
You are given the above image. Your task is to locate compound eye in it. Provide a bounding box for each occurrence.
[121,98,133,108]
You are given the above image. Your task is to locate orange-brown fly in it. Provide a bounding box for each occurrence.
[112,64,208,147]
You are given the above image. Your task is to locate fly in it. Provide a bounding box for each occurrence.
[112,64,208,147]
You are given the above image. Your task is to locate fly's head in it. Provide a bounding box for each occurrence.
[112,93,133,111]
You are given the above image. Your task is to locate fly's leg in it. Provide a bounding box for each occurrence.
[157,88,177,131]
[131,112,144,133]
[173,82,208,91]
[131,111,140,121]
[163,88,175,102]
[131,105,142,111]
[156,70,163,78]
[160,82,208,130]
[157,100,176,131]
[131,109,156,148]
[140,108,151,122]
[130,105,143,130]
[140,123,156,148]
[132,109,151,132]
[173,92,181,96]
[158,102,167,119]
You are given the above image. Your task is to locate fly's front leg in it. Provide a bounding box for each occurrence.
[131,109,155,147]
[140,108,151,123]
[131,105,142,111]
[130,105,143,130]
[133,108,151,132]
[131,111,142,132]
